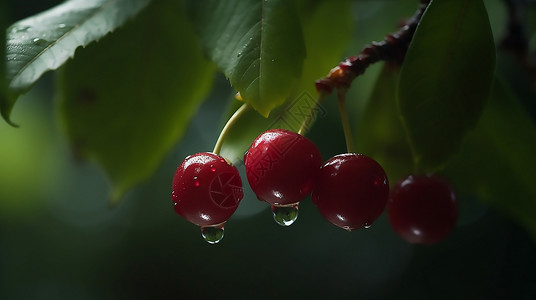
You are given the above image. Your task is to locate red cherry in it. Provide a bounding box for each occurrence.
[312,153,389,231]
[244,129,322,206]
[387,174,458,244]
[171,152,243,226]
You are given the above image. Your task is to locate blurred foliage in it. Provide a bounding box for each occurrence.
[1,0,536,299]
[57,0,214,203]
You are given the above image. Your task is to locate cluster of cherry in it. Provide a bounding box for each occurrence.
[171,129,458,245]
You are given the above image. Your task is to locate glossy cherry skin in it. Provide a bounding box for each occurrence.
[171,152,243,226]
[312,153,389,231]
[387,175,458,245]
[244,129,322,206]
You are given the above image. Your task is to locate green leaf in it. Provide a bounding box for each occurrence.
[57,1,215,204]
[2,0,151,124]
[444,79,536,239]
[0,1,11,125]
[357,64,413,184]
[219,0,352,163]
[186,0,306,117]
[397,0,496,172]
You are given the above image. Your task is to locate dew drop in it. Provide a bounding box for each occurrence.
[272,204,299,226]
[32,38,48,46]
[57,23,67,29]
[211,167,216,172]
[362,221,371,229]
[201,225,225,244]
[373,177,386,186]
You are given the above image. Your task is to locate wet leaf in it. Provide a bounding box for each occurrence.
[2,0,151,124]
[57,1,215,204]
[217,0,352,163]
[398,0,496,172]
[186,0,306,117]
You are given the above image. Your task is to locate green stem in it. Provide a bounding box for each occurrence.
[337,89,355,153]
[297,92,328,135]
[213,103,251,155]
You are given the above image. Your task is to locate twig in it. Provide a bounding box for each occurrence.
[315,0,430,94]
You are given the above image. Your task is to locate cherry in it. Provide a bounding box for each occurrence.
[312,153,389,231]
[171,152,243,230]
[387,174,458,245]
[244,129,322,225]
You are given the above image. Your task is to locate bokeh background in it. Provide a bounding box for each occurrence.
[1,0,536,299]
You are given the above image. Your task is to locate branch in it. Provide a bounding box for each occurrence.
[315,0,430,94]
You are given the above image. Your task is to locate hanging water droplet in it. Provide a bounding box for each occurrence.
[362,221,371,229]
[272,204,298,226]
[201,225,224,244]
[32,38,48,46]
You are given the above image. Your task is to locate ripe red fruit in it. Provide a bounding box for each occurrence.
[171,152,243,227]
[387,174,458,245]
[244,129,322,206]
[312,153,389,231]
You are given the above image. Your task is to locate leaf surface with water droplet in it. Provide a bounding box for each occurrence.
[217,0,352,163]
[185,0,306,117]
[1,0,151,124]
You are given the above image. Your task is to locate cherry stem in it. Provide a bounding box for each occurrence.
[337,89,355,153]
[297,92,328,135]
[213,103,251,155]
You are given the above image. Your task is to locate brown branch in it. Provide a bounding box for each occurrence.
[315,0,430,94]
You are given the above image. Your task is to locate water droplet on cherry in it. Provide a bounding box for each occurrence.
[362,221,371,229]
[201,225,225,244]
[272,204,299,226]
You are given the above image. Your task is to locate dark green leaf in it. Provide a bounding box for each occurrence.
[186,0,306,117]
[397,0,496,172]
[218,0,352,163]
[444,79,536,239]
[57,1,215,204]
[0,1,11,125]
[357,64,413,184]
[2,0,151,124]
